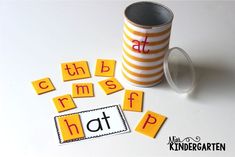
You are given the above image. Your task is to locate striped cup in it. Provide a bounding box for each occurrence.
[122,1,174,87]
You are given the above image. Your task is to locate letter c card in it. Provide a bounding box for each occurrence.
[32,77,55,95]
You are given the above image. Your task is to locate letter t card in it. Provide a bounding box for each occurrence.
[54,105,130,144]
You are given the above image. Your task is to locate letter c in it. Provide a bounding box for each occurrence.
[39,81,49,89]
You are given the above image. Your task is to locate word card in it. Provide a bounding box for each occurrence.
[54,105,130,144]
[61,61,91,81]
[98,77,123,95]
[95,59,116,77]
[123,90,144,112]
[32,77,55,95]
[135,110,166,138]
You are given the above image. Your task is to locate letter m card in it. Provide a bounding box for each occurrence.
[54,105,130,144]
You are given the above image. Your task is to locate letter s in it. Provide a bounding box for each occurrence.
[105,80,116,89]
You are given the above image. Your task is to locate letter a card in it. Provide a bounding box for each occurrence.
[54,105,130,144]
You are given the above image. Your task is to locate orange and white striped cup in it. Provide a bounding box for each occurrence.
[122,2,174,87]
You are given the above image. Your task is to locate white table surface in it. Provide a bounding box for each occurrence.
[0,0,235,156]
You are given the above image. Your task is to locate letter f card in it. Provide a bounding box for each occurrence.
[54,105,130,144]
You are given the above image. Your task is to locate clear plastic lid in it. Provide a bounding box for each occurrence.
[164,47,196,94]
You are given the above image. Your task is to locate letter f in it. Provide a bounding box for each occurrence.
[128,92,138,108]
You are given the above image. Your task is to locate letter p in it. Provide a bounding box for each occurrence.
[135,111,166,138]
[142,114,157,129]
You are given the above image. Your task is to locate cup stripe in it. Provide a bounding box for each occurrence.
[123,26,171,42]
[122,67,163,82]
[124,22,171,37]
[122,63,163,77]
[122,60,163,74]
[123,43,166,58]
[121,80,161,87]
[122,47,164,62]
[124,18,172,33]
[123,39,169,54]
[122,56,162,70]
[122,70,163,85]
[123,30,170,46]
[122,50,164,67]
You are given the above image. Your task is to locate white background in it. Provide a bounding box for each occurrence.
[0,0,235,156]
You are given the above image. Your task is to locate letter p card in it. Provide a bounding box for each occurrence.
[54,105,130,144]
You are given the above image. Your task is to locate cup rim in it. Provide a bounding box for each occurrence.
[124,1,174,28]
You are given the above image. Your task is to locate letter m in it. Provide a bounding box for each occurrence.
[76,85,89,94]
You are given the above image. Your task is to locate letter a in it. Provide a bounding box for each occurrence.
[87,118,103,132]
[132,40,141,52]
